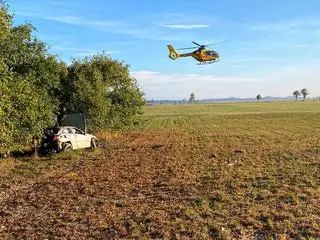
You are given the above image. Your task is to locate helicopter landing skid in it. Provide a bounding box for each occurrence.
[197,60,219,65]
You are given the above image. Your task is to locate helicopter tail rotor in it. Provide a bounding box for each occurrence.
[167,45,179,60]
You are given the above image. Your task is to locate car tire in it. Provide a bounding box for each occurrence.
[63,143,73,152]
[90,138,97,149]
[39,146,47,156]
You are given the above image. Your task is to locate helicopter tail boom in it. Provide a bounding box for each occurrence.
[167,45,179,60]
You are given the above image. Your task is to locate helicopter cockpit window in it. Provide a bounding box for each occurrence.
[208,51,218,56]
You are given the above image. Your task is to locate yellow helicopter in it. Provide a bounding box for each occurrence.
[167,41,224,65]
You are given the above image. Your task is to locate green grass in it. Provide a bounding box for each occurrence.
[142,101,320,117]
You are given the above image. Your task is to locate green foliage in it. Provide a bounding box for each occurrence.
[0,6,60,154]
[0,21,64,96]
[189,92,196,103]
[256,94,262,102]
[0,74,55,153]
[0,3,10,40]
[66,54,145,130]
[0,5,145,155]
[300,88,309,101]
[292,90,301,101]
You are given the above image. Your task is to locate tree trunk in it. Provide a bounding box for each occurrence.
[33,138,38,158]
[57,105,66,126]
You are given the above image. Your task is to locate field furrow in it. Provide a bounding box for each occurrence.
[1,102,319,239]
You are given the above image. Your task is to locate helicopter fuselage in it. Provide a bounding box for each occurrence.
[167,44,220,64]
[168,45,220,63]
[190,49,220,62]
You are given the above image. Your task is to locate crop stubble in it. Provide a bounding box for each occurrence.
[0,102,319,239]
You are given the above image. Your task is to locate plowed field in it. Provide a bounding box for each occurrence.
[1,102,319,239]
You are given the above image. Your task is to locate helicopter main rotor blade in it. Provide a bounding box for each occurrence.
[192,41,202,47]
[177,47,198,50]
[204,40,229,47]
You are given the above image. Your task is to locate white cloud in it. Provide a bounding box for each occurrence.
[131,71,261,100]
[287,43,320,49]
[72,51,119,57]
[225,57,274,64]
[14,11,211,41]
[161,24,210,29]
[248,18,320,32]
[15,12,122,28]
[51,46,96,52]
[47,16,120,28]
[48,46,120,59]
[131,66,320,100]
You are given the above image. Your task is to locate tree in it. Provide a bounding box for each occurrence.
[65,54,145,130]
[0,5,61,154]
[292,90,301,101]
[256,94,262,102]
[0,3,146,155]
[189,93,196,103]
[300,88,309,101]
[0,76,56,154]
[0,22,64,95]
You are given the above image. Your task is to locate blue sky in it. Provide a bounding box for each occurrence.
[9,0,320,99]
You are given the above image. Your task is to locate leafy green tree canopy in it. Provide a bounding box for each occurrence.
[189,93,196,103]
[0,3,145,155]
[256,94,262,102]
[0,5,62,154]
[300,88,309,101]
[66,54,145,130]
[292,90,300,101]
[0,1,10,36]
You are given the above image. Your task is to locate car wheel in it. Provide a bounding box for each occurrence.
[39,146,47,156]
[63,143,73,152]
[90,138,97,149]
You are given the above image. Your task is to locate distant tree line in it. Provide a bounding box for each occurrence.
[292,88,310,101]
[189,93,196,103]
[0,3,145,155]
[255,89,311,102]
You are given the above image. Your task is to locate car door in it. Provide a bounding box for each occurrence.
[73,127,89,149]
[66,127,78,149]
